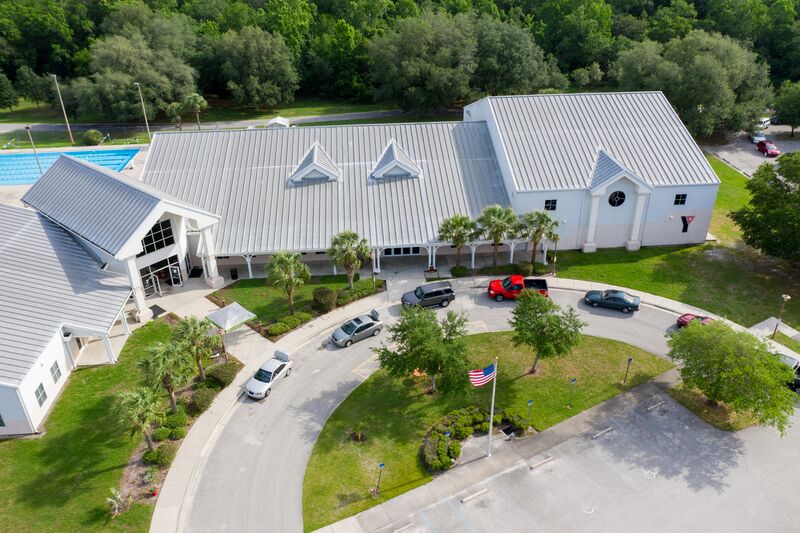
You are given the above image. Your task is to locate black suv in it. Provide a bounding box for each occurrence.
[401,281,455,308]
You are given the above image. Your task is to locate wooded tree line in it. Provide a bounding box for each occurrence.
[1,0,799,135]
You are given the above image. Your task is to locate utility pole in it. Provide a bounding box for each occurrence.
[134,82,151,141]
[772,294,792,339]
[25,125,43,176]
[51,75,74,145]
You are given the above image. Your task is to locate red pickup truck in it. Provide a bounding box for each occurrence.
[487,275,549,301]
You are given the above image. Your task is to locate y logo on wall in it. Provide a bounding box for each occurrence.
[681,215,695,233]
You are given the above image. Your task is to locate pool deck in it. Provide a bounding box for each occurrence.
[0,144,149,206]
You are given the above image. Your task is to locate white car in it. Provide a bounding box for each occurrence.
[750,130,766,144]
[758,117,771,130]
[245,351,293,400]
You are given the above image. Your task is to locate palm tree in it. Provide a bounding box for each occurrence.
[139,342,196,414]
[547,227,561,276]
[477,205,518,266]
[182,92,208,130]
[517,210,558,267]
[116,387,163,452]
[266,251,311,315]
[328,230,371,289]
[438,214,479,267]
[173,317,218,381]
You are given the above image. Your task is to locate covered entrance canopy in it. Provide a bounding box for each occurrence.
[206,302,256,331]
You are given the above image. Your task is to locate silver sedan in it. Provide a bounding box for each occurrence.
[330,309,382,347]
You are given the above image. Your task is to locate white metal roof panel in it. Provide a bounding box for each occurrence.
[142,122,509,255]
[483,92,719,191]
[0,204,131,385]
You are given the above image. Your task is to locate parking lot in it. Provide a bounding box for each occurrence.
[704,124,800,177]
[391,391,799,533]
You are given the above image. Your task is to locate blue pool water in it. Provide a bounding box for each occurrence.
[0,148,140,185]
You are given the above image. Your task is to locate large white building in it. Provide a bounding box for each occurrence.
[0,91,719,434]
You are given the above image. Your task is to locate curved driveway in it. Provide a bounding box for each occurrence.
[182,282,680,533]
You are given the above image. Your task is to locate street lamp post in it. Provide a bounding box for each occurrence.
[51,75,74,145]
[25,125,43,176]
[623,357,633,385]
[772,294,792,339]
[134,82,151,141]
[568,377,577,408]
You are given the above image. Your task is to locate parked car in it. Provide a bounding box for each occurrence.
[676,313,714,328]
[331,309,382,347]
[758,117,771,130]
[756,140,780,157]
[401,281,455,308]
[770,114,780,125]
[584,289,640,313]
[778,353,800,392]
[487,275,549,301]
[750,130,766,143]
[245,351,292,400]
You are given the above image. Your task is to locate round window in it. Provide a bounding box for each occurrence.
[608,191,626,207]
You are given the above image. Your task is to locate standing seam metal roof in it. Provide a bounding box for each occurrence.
[0,204,131,386]
[142,122,509,255]
[483,92,719,191]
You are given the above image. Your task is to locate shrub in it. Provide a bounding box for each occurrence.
[517,261,534,277]
[317,273,359,284]
[450,265,470,278]
[422,406,487,471]
[208,362,239,387]
[267,322,291,337]
[476,264,520,276]
[312,287,337,313]
[191,387,217,414]
[170,427,187,440]
[144,441,178,466]
[336,280,379,306]
[163,410,188,429]
[80,129,104,146]
[151,427,171,442]
[279,315,301,329]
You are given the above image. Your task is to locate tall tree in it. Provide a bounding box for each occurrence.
[0,73,18,111]
[534,0,614,72]
[14,66,51,108]
[774,80,800,137]
[477,204,517,266]
[546,227,561,275]
[266,251,311,315]
[303,17,370,100]
[731,153,800,262]
[647,0,698,42]
[438,214,479,268]
[668,321,796,434]
[375,306,470,393]
[517,210,558,266]
[328,230,371,289]
[173,316,218,382]
[139,341,196,414]
[116,387,164,452]
[509,291,584,373]
[182,92,208,130]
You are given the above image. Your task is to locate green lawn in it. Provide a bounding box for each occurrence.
[0,129,147,150]
[774,332,800,354]
[302,332,672,531]
[299,113,459,127]
[202,97,392,122]
[0,319,173,532]
[0,99,61,124]
[705,154,751,244]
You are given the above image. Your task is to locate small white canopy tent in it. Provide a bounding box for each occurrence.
[206,302,256,362]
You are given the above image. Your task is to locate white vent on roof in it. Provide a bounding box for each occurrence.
[371,140,422,180]
[289,142,341,183]
[266,116,291,128]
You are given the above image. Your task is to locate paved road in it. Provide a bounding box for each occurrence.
[703,124,800,177]
[183,281,679,533]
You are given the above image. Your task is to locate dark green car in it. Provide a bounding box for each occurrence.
[584,289,640,313]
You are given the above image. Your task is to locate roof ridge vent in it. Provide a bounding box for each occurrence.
[371,139,422,180]
[289,142,341,183]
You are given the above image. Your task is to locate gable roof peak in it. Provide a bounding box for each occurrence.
[372,139,422,180]
[290,142,341,183]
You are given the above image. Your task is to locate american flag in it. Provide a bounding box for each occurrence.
[468,363,496,387]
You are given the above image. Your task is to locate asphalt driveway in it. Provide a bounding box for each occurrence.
[704,124,800,177]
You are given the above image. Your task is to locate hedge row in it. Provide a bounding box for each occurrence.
[422,406,488,471]
[453,261,535,278]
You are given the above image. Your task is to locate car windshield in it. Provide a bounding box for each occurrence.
[340,320,357,335]
[766,143,776,149]
[414,287,424,299]
[254,368,273,383]
[501,277,512,289]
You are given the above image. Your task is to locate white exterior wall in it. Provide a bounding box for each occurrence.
[510,189,587,250]
[642,185,718,246]
[11,331,73,435]
[0,384,33,436]
[593,179,639,248]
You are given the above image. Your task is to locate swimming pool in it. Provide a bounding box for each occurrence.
[0,148,140,186]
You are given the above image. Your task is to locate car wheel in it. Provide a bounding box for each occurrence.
[441,299,450,307]
[265,388,271,398]
[372,328,381,336]
[622,307,631,314]
[344,340,353,347]
[495,294,504,302]
[591,302,599,308]
[285,367,291,377]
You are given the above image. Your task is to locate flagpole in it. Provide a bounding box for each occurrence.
[487,357,498,458]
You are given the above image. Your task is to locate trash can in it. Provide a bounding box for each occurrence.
[230,268,239,280]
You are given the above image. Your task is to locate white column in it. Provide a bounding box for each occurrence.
[427,247,433,269]
[432,246,439,270]
[118,307,131,335]
[102,335,116,364]
[376,249,381,273]
[583,194,601,253]
[63,336,76,369]
[201,226,224,288]
[244,255,254,279]
[542,241,548,265]
[332,263,337,275]
[126,257,153,322]
[626,190,649,251]
[470,243,479,270]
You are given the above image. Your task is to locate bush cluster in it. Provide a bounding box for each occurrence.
[517,261,534,276]
[266,311,314,337]
[208,362,240,387]
[163,410,188,429]
[80,129,104,146]
[312,287,337,313]
[422,406,487,471]
[316,273,360,284]
[191,387,217,414]
[151,427,171,442]
[450,265,470,278]
[170,427,186,440]
[336,279,380,306]
[476,263,524,276]
[143,441,178,467]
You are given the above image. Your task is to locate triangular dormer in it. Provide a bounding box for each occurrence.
[289,143,341,183]
[589,147,652,192]
[371,140,422,180]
